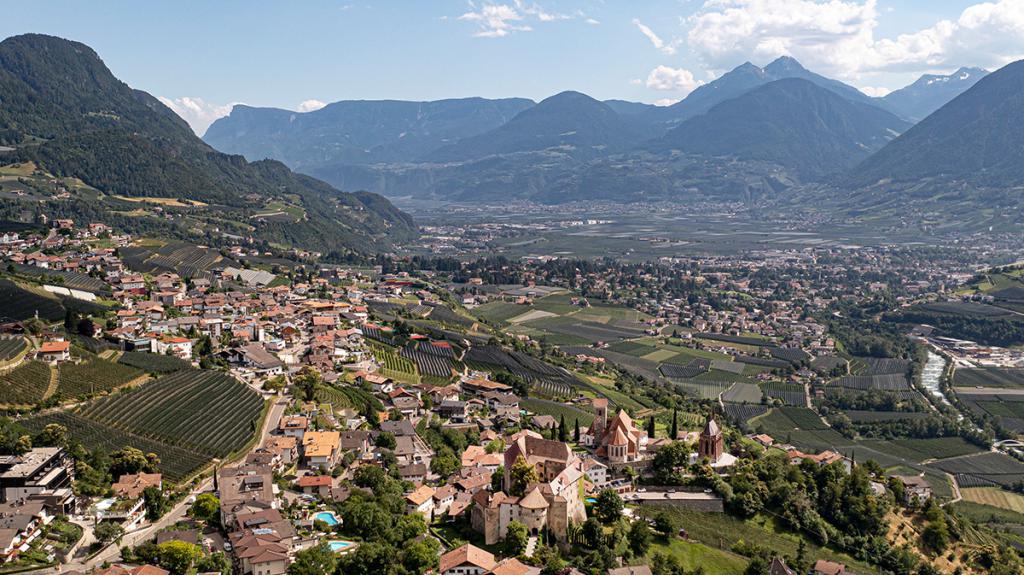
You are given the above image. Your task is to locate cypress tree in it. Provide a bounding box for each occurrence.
[670,408,678,440]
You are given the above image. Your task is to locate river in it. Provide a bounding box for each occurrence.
[920,349,952,409]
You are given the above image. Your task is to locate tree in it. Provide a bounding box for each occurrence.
[628,519,652,556]
[582,517,604,548]
[491,465,505,493]
[191,493,220,524]
[506,521,529,555]
[403,538,441,573]
[670,408,678,440]
[195,552,231,575]
[77,317,96,337]
[374,431,397,450]
[294,366,321,402]
[336,541,392,575]
[430,452,460,477]
[94,521,123,544]
[14,434,31,454]
[109,446,153,477]
[287,542,337,575]
[921,515,950,554]
[144,486,168,521]
[558,414,567,442]
[574,419,580,442]
[155,541,202,575]
[38,423,68,447]
[595,489,624,524]
[653,510,679,537]
[508,455,539,497]
[647,416,656,439]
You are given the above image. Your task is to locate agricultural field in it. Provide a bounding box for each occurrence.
[56,358,145,399]
[473,301,525,325]
[75,370,265,460]
[954,368,1024,389]
[521,397,594,427]
[754,407,828,436]
[675,380,734,401]
[960,487,1024,513]
[927,452,1024,488]
[842,410,931,423]
[0,337,27,362]
[316,384,383,415]
[9,263,109,294]
[762,382,807,406]
[0,279,66,321]
[117,351,192,374]
[400,345,456,378]
[724,403,769,424]
[369,343,419,383]
[21,411,210,480]
[119,242,228,278]
[637,507,878,575]
[722,382,762,404]
[0,361,52,406]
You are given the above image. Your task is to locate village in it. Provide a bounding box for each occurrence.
[0,219,1013,575]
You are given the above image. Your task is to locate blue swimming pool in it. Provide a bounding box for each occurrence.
[329,540,354,552]
[314,511,339,526]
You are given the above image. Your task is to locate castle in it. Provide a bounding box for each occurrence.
[471,432,587,544]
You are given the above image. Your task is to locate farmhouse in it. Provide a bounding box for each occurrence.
[36,340,69,363]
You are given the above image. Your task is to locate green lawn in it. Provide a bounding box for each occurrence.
[647,537,747,575]
[639,507,880,575]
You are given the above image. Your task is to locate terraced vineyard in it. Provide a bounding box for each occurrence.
[400,345,456,378]
[21,411,209,480]
[0,337,27,362]
[56,359,144,399]
[76,370,265,458]
[0,279,65,321]
[117,351,192,374]
[369,344,418,382]
[0,361,52,405]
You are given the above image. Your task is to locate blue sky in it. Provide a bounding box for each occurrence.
[3,0,1022,133]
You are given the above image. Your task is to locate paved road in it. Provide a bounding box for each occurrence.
[41,394,288,573]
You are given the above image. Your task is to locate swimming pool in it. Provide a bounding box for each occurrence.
[329,540,355,553]
[586,497,597,504]
[314,511,339,526]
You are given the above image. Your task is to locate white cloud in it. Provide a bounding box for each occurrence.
[654,98,681,106]
[157,96,240,135]
[645,65,705,95]
[685,0,1024,81]
[457,1,574,37]
[297,99,327,113]
[585,18,600,25]
[633,18,681,55]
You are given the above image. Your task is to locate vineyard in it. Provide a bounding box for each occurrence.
[21,412,209,480]
[0,279,65,321]
[761,381,807,406]
[117,351,192,374]
[521,397,594,426]
[954,368,1024,389]
[0,337,27,362]
[724,403,769,424]
[56,358,144,399]
[76,370,265,459]
[0,361,52,405]
[400,345,456,378]
[315,384,383,415]
[369,344,418,383]
[928,452,1024,488]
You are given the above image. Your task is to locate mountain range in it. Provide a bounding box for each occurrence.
[0,34,415,256]
[205,55,987,205]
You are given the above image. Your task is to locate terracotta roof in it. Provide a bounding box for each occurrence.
[406,485,435,506]
[487,558,534,575]
[440,544,496,574]
[39,341,69,353]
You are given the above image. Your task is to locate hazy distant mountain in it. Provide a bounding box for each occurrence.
[881,67,988,121]
[0,34,414,253]
[426,91,642,161]
[662,56,877,124]
[204,97,534,168]
[850,59,1024,191]
[653,78,910,179]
